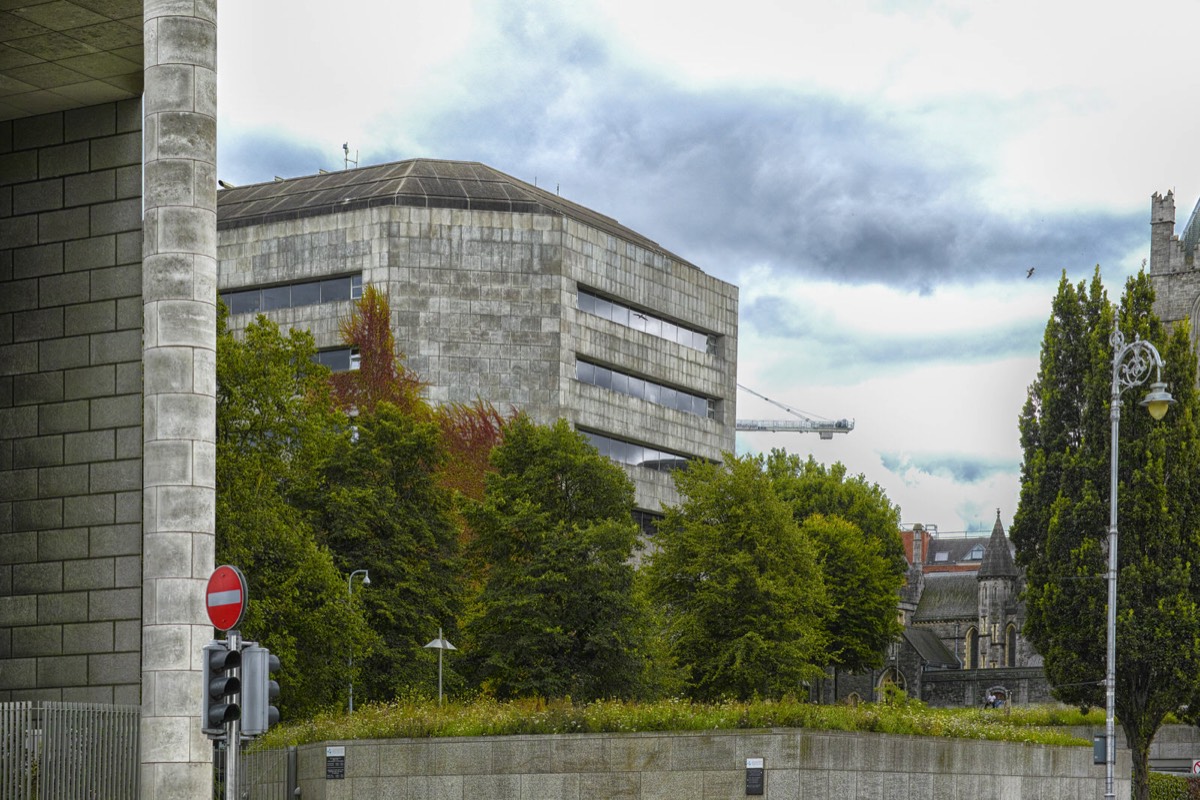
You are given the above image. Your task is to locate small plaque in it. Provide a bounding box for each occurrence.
[326,746,346,780]
[746,756,765,795]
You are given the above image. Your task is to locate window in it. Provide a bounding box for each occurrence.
[314,347,360,372]
[967,545,985,560]
[934,552,949,562]
[964,627,978,669]
[579,429,696,473]
[220,274,364,315]
[576,358,717,420]
[576,288,716,354]
[1005,624,1017,668]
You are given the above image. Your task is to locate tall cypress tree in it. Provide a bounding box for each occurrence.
[1014,270,1200,800]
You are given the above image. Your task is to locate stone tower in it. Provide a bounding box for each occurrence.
[1149,191,1200,352]
[977,510,1018,669]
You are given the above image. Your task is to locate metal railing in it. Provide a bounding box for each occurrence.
[213,743,296,800]
[0,701,140,800]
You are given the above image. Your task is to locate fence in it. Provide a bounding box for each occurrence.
[0,701,140,800]
[213,742,297,800]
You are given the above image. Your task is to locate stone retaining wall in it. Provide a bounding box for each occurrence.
[287,728,1127,800]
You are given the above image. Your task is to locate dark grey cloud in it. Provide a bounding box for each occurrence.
[219,1,1146,293]
[880,452,1018,484]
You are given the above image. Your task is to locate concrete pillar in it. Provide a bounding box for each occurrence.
[141,1,218,797]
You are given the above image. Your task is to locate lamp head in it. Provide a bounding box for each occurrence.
[362,572,371,586]
[1140,381,1175,421]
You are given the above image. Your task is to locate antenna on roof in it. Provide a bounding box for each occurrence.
[343,142,358,171]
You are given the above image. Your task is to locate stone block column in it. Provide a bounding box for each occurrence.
[141,1,218,797]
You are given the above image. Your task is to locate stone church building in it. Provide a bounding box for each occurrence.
[826,512,1052,708]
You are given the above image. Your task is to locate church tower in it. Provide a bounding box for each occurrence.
[977,510,1018,669]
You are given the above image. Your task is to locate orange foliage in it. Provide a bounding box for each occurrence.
[330,285,427,417]
[435,400,511,503]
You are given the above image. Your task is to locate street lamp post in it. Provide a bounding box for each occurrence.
[348,569,370,713]
[423,627,457,705]
[1105,330,1174,800]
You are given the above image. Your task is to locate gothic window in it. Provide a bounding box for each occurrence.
[964,627,978,669]
[1005,623,1017,668]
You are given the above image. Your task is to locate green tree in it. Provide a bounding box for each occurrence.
[461,416,648,699]
[765,452,905,672]
[216,310,374,719]
[315,403,464,704]
[644,454,830,700]
[1012,270,1200,800]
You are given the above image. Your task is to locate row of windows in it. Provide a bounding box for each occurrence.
[314,348,360,372]
[580,430,692,474]
[221,274,363,315]
[576,359,715,419]
[577,288,716,354]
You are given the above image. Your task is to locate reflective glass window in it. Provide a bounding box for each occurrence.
[351,274,363,299]
[321,277,351,302]
[578,290,596,315]
[228,290,261,315]
[261,285,291,310]
[291,281,321,307]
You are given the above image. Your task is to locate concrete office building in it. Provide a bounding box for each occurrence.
[216,159,739,518]
[1,1,218,796]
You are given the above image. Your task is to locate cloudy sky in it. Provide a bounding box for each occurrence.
[216,0,1199,533]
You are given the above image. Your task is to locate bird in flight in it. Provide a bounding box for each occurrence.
[1026,267,1035,279]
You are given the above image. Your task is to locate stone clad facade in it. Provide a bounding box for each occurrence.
[1,100,146,706]
[216,160,739,515]
[1,2,220,796]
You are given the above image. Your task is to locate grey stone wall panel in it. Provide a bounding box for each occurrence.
[39,335,92,371]
[65,235,116,271]
[38,527,88,561]
[64,170,117,207]
[13,370,63,404]
[64,364,116,398]
[13,113,63,150]
[63,429,116,464]
[64,104,116,143]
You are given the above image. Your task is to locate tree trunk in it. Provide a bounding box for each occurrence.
[1124,721,1152,800]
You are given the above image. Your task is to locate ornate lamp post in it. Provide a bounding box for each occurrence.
[1105,330,1174,799]
[348,569,370,713]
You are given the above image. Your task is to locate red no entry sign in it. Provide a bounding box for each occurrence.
[206,565,248,631]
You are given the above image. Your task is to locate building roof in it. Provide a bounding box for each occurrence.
[912,572,978,623]
[978,510,1018,580]
[216,158,691,265]
[925,536,989,569]
[903,628,959,668]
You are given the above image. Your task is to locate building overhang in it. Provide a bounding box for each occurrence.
[1,1,144,122]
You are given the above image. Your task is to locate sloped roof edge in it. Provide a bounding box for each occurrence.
[216,157,695,268]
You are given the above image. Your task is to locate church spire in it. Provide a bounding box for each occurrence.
[978,508,1017,579]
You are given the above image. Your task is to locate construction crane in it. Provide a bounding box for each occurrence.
[735,383,854,440]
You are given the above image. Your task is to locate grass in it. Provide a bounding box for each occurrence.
[256,697,1100,750]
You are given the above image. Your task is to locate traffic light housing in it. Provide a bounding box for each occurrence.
[202,640,241,737]
[241,643,280,736]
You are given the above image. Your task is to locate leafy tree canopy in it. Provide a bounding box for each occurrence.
[215,308,374,718]
[764,451,906,672]
[461,416,648,700]
[1012,269,1200,800]
[644,454,830,700]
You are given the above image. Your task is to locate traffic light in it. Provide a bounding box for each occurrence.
[241,643,280,736]
[202,640,241,737]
